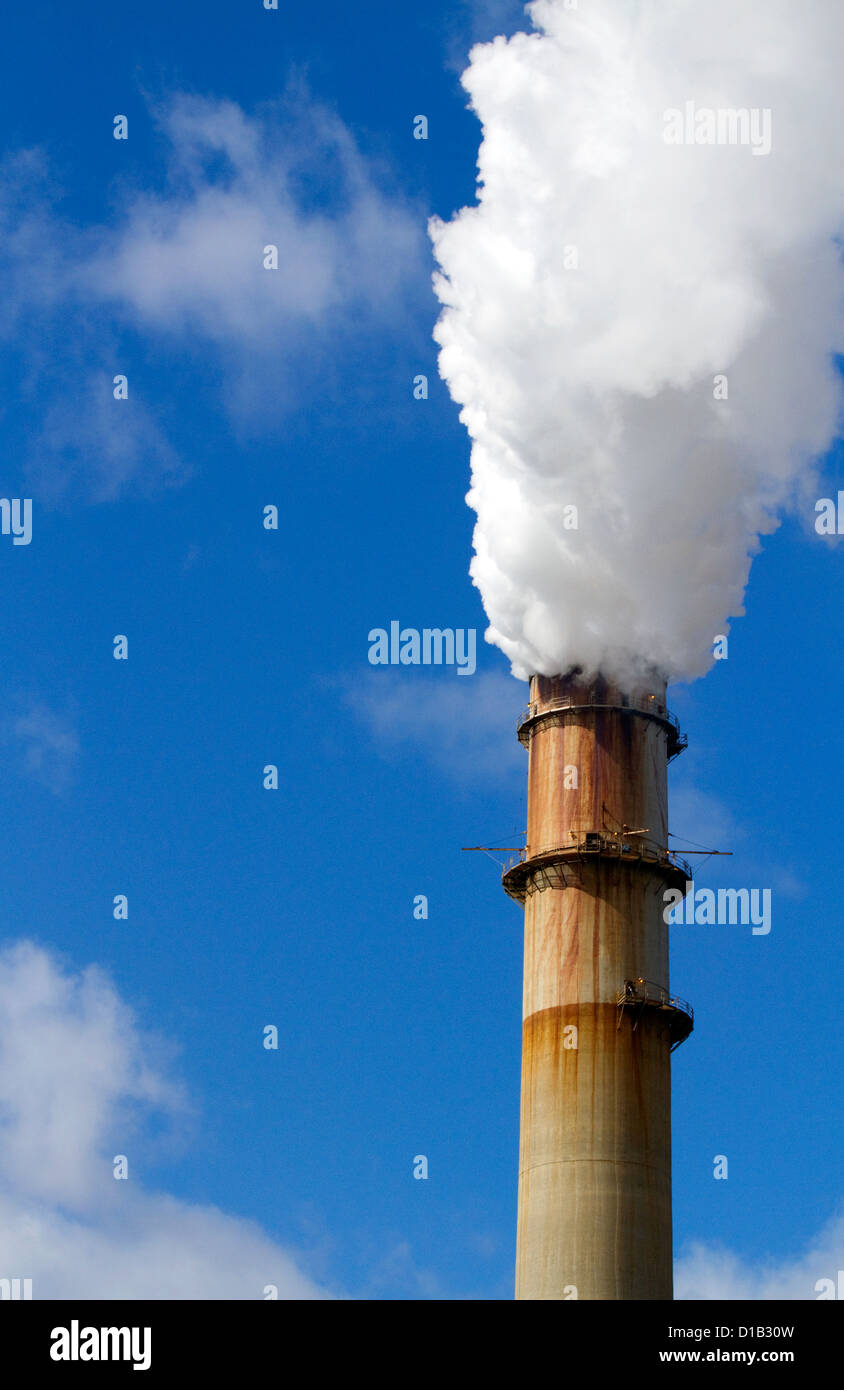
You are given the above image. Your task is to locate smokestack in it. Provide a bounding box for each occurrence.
[503,670,692,1301]
[429,0,844,1295]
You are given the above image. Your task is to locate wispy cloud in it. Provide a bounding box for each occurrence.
[0,940,333,1298]
[676,1211,844,1300]
[359,1238,446,1300]
[31,374,187,505]
[6,700,79,795]
[344,669,526,784]
[86,93,422,352]
[445,1,529,71]
[0,88,423,501]
[669,778,807,898]
[669,783,741,860]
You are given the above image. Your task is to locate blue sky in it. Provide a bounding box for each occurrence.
[0,0,841,1300]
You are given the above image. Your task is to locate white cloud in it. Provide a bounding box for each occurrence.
[445,1,528,71]
[463,0,527,39]
[676,1211,844,1300]
[31,375,187,504]
[360,1239,446,1300]
[669,783,740,860]
[7,700,79,795]
[0,941,332,1299]
[83,92,422,353]
[669,778,807,899]
[0,89,422,499]
[344,669,526,783]
[0,1192,328,1301]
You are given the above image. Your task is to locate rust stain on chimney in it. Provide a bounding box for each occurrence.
[504,670,692,1300]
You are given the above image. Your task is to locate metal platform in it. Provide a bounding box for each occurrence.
[502,834,692,903]
[516,694,688,761]
[616,977,694,1050]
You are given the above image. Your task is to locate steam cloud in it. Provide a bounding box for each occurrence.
[431,0,844,686]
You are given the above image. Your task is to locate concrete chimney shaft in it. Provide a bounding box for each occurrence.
[504,671,691,1301]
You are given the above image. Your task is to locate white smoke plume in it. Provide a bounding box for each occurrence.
[431,0,844,686]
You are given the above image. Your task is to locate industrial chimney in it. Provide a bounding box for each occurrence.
[503,670,693,1301]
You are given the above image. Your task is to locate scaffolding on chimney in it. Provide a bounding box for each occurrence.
[616,977,694,1051]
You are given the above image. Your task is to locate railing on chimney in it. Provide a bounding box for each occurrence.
[516,691,688,758]
[616,977,694,1050]
[503,834,693,882]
